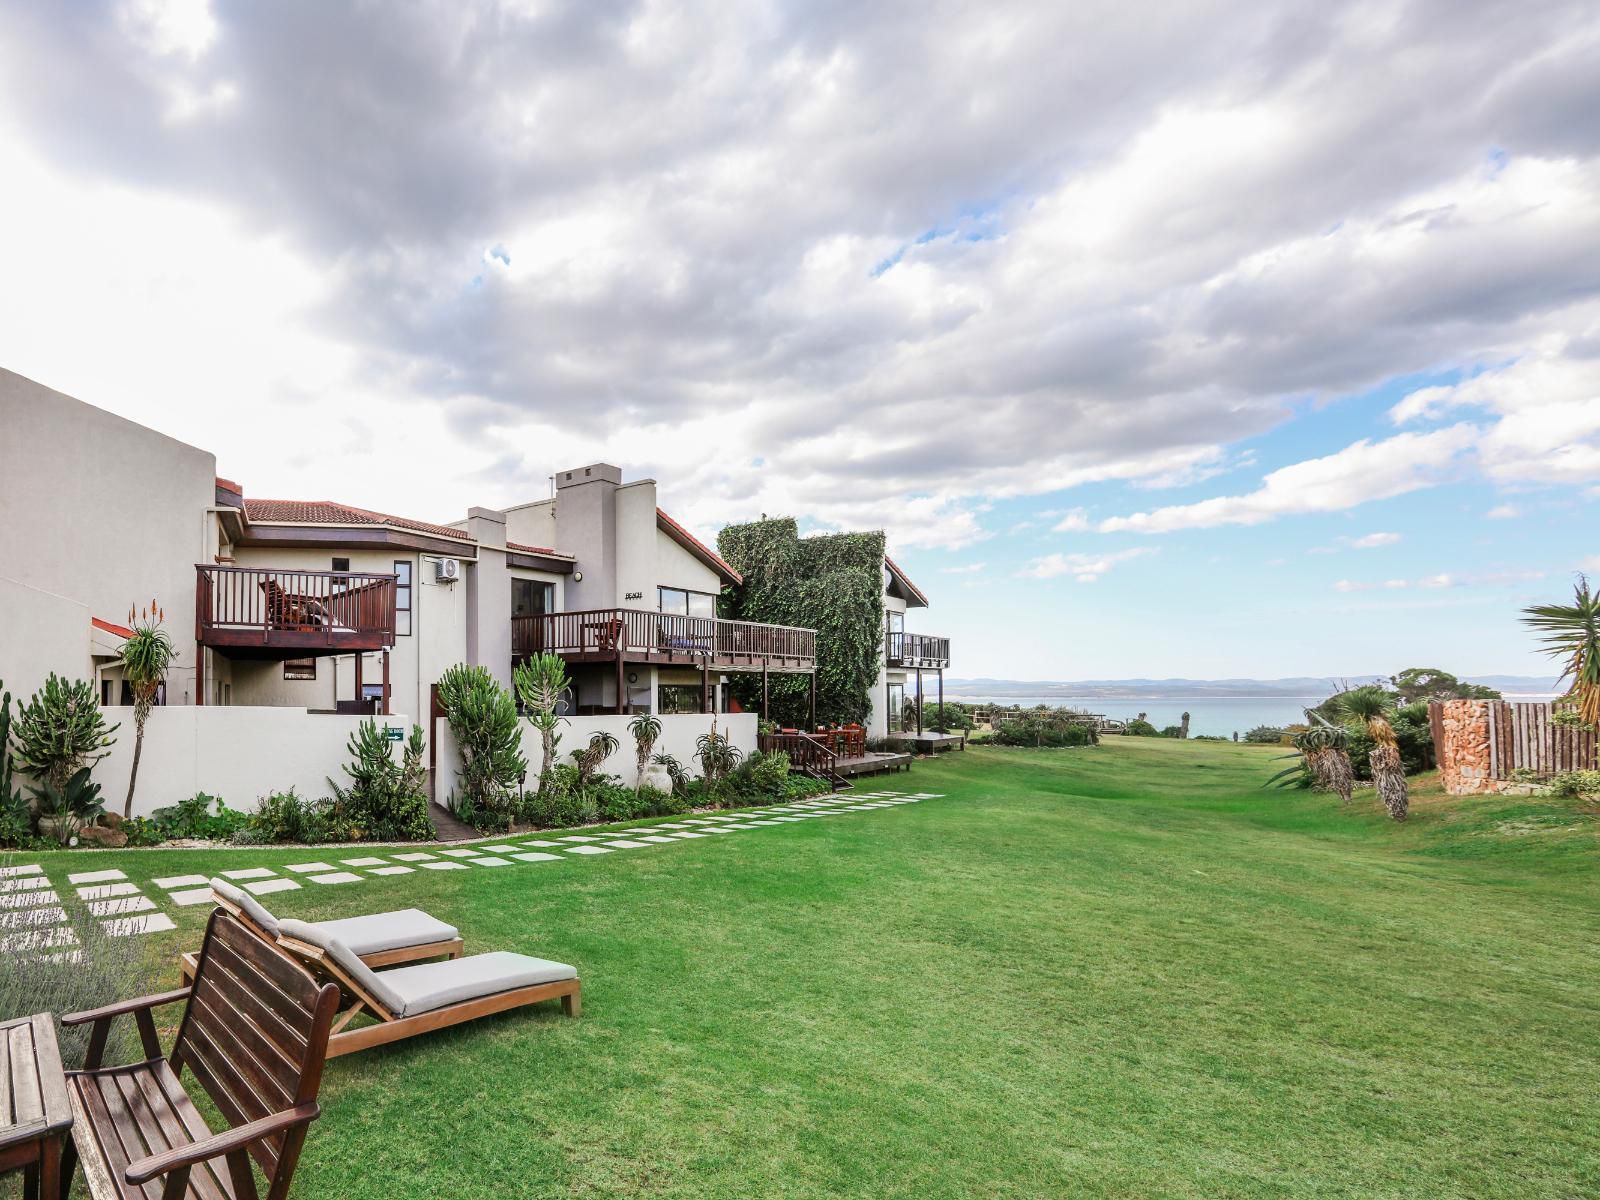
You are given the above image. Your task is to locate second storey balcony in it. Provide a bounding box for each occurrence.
[513,608,816,673]
[195,564,397,658]
[885,631,951,670]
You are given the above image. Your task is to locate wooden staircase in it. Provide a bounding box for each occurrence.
[758,732,853,793]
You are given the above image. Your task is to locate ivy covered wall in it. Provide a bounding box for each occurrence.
[716,518,885,726]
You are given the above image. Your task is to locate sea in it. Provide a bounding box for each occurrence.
[943,694,1554,739]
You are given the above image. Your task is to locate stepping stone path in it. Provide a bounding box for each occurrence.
[1,789,943,952]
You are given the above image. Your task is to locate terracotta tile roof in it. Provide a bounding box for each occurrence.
[884,554,930,607]
[92,617,133,639]
[243,499,472,542]
[507,541,574,559]
[656,508,742,584]
[214,476,243,494]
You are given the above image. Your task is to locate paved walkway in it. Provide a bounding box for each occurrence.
[0,788,943,958]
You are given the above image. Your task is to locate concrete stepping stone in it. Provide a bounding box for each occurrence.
[0,877,53,894]
[420,861,468,871]
[88,895,156,917]
[0,888,59,908]
[477,846,520,856]
[510,852,563,863]
[245,878,300,895]
[102,913,177,938]
[341,856,388,867]
[602,840,652,849]
[667,832,706,839]
[393,852,438,862]
[170,887,216,906]
[222,868,276,881]
[638,835,679,844]
[67,869,126,885]
[522,840,565,848]
[651,823,693,830]
[153,874,209,890]
[562,845,613,855]
[745,820,784,826]
[285,862,336,874]
[558,836,601,843]
[0,905,69,930]
[699,826,740,834]
[76,882,139,901]
[306,872,362,885]
[470,856,512,866]
[369,865,415,876]
[439,848,482,858]
[1,926,78,952]
[0,864,43,878]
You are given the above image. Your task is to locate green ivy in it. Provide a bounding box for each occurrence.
[717,518,885,726]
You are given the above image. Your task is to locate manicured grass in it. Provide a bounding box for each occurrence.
[13,739,1600,1198]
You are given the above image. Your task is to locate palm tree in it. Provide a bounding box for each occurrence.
[118,601,174,818]
[512,652,570,792]
[1309,714,1354,805]
[1340,685,1407,820]
[627,713,662,789]
[1521,576,1600,726]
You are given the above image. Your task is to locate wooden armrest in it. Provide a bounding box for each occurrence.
[62,987,192,1027]
[124,1103,320,1186]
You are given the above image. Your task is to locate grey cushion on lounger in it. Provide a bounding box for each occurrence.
[379,951,577,1017]
[277,918,409,1017]
[209,877,281,936]
[312,910,459,956]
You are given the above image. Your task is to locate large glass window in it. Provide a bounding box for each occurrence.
[886,682,905,733]
[659,684,705,714]
[512,578,554,617]
[659,586,717,619]
[394,560,412,635]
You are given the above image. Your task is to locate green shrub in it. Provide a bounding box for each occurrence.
[121,816,165,847]
[11,674,118,790]
[326,721,433,841]
[239,789,355,845]
[993,715,1098,748]
[0,682,31,847]
[150,792,246,840]
[1124,719,1159,737]
[1244,726,1287,744]
[1546,770,1600,799]
[438,663,525,831]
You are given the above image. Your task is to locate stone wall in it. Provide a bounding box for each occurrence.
[1434,699,1495,795]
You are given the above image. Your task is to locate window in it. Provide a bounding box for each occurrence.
[659,684,705,714]
[331,557,350,573]
[886,610,904,635]
[512,578,554,617]
[886,682,905,733]
[394,560,412,635]
[284,658,316,681]
[658,587,717,619]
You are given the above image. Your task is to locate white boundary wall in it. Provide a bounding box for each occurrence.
[432,712,757,804]
[73,708,411,818]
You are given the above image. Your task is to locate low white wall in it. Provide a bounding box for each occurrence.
[75,707,410,818]
[432,712,757,804]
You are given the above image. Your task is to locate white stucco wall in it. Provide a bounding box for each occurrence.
[432,711,757,804]
[0,368,216,706]
[64,707,410,819]
[0,576,94,704]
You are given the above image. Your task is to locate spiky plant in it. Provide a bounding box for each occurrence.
[118,600,175,818]
[1339,685,1407,820]
[627,712,662,790]
[572,730,620,787]
[512,652,570,792]
[1309,715,1354,804]
[1521,576,1600,727]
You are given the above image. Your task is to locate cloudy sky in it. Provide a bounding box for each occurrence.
[2,0,1596,681]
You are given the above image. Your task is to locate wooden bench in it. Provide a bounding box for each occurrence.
[60,909,340,1200]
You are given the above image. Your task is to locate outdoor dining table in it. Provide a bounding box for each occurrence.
[0,1013,71,1200]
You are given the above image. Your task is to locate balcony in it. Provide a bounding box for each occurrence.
[885,631,951,670]
[195,565,396,659]
[512,608,816,673]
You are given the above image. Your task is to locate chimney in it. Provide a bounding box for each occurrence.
[553,464,622,609]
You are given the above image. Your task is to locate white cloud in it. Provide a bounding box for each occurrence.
[1052,509,1091,532]
[1099,427,1478,534]
[1345,531,1402,548]
[940,562,986,574]
[1020,547,1153,583]
[1334,569,1545,592]
[1486,503,1522,519]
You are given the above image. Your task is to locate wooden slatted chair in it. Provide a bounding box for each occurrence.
[59,908,340,1200]
[274,919,580,1058]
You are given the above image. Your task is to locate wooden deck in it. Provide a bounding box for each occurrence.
[195,564,396,659]
[835,751,913,776]
[513,608,816,673]
[885,731,966,754]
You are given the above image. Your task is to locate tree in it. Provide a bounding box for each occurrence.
[1389,667,1500,704]
[512,652,570,792]
[1521,577,1600,726]
[117,600,176,818]
[436,664,526,829]
[11,674,118,791]
[1339,685,1407,820]
[627,713,662,789]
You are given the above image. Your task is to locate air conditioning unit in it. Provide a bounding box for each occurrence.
[434,558,461,583]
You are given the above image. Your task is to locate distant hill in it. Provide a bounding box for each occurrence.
[942,675,1560,698]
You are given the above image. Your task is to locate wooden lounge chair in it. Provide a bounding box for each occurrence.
[60,909,339,1200]
[180,878,464,983]
[275,918,580,1057]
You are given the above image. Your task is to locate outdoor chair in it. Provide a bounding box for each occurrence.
[274,919,581,1057]
[60,909,339,1200]
[180,878,464,983]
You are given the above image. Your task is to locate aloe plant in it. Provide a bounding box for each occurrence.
[572,730,620,786]
[118,600,175,817]
[1340,686,1407,820]
[513,652,570,791]
[628,713,663,789]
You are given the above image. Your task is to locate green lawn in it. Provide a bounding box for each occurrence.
[10,739,1600,1198]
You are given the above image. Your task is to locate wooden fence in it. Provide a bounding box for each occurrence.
[1432,700,1597,785]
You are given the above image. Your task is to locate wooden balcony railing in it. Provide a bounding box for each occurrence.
[758,732,840,778]
[885,631,951,669]
[512,608,816,670]
[195,565,396,655]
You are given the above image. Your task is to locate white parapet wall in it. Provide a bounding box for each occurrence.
[432,711,757,805]
[81,707,411,819]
